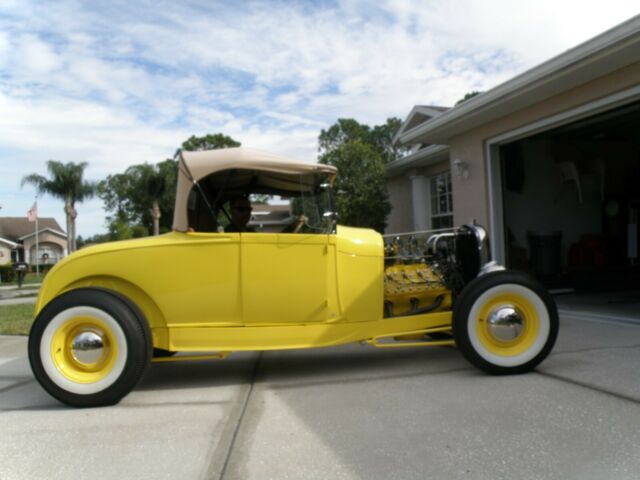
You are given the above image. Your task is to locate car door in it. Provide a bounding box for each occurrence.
[240,232,334,325]
[150,231,243,327]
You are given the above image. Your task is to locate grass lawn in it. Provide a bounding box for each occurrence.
[2,272,46,287]
[22,273,45,285]
[0,303,35,335]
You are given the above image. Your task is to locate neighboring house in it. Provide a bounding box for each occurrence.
[389,15,640,287]
[0,217,68,266]
[0,236,19,266]
[249,204,293,233]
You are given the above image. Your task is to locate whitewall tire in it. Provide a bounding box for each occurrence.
[29,288,152,407]
[453,271,558,374]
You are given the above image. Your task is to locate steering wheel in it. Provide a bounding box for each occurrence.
[293,215,307,233]
[282,214,307,233]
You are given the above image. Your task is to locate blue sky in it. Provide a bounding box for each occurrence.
[1,0,638,237]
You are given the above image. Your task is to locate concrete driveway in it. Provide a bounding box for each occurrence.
[0,284,39,305]
[2,311,640,480]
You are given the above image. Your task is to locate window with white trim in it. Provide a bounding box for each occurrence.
[430,172,453,229]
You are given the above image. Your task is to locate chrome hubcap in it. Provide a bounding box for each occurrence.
[486,305,524,342]
[71,331,105,365]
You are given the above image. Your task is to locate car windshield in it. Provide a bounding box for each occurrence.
[188,169,335,234]
[290,179,335,233]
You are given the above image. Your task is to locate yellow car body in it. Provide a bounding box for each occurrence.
[34,226,452,353]
[29,147,558,407]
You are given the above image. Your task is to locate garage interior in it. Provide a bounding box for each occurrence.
[500,100,640,293]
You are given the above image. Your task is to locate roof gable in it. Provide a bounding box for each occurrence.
[18,227,68,241]
[0,236,18,248]
[0,217,66,242]
[393,105,450,144]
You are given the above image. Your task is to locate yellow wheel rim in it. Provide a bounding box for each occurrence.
[476,292,540,357]
[50,315,119,384]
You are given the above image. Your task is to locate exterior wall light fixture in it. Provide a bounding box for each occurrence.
[453,159,469,180]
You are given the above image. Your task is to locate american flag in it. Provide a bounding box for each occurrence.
[27,202,37,222]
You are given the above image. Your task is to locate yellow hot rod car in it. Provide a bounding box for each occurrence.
[29,148,558,407]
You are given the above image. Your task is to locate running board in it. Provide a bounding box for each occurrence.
[152,352,231,363]
[365,326,455,348]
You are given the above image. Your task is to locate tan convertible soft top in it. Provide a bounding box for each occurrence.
[172,147,337,232]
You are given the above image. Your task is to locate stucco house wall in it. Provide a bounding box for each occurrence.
[27,242,65,264]
[0,244,12,265]
[386,159,451,233]
[386,175,414,233]
[23,231,67,264]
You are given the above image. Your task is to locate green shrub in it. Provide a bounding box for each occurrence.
[0,264,16,283]
[30,264,53,274]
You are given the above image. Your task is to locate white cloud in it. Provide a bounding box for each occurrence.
[0,31,9,58]
[19,34,60,75]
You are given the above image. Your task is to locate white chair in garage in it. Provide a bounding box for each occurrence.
[556,161,583,203]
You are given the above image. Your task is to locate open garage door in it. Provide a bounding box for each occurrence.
[500,101,640,291]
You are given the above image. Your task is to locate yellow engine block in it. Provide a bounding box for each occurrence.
[384,263,451,317]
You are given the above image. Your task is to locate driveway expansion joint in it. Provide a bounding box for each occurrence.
[0,379,35,395]
[551,344,640,356]
[536,370,640,405]
[206,352,263,480]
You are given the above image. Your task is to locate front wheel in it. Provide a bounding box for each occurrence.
[452,270,558,374]
[28,288,152,407]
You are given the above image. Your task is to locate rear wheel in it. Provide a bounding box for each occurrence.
[29,288,152,407]
[452,271,558,374]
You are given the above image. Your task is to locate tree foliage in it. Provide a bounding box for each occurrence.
[455,91,482,106]
[98,158,178,237]
[77,219,147,248]
[178,133,240,155]
[98,133,240,240]
[319,117,408,163]
[318,118,401,232]
[21,160,96,252]
[319,119,371,155]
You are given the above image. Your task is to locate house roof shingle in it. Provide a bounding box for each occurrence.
[0,217,66,242]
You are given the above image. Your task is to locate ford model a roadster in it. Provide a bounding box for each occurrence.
[29,148,558,407]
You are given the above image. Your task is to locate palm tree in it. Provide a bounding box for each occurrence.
[22,161,96,253]
[125,163,167,236]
